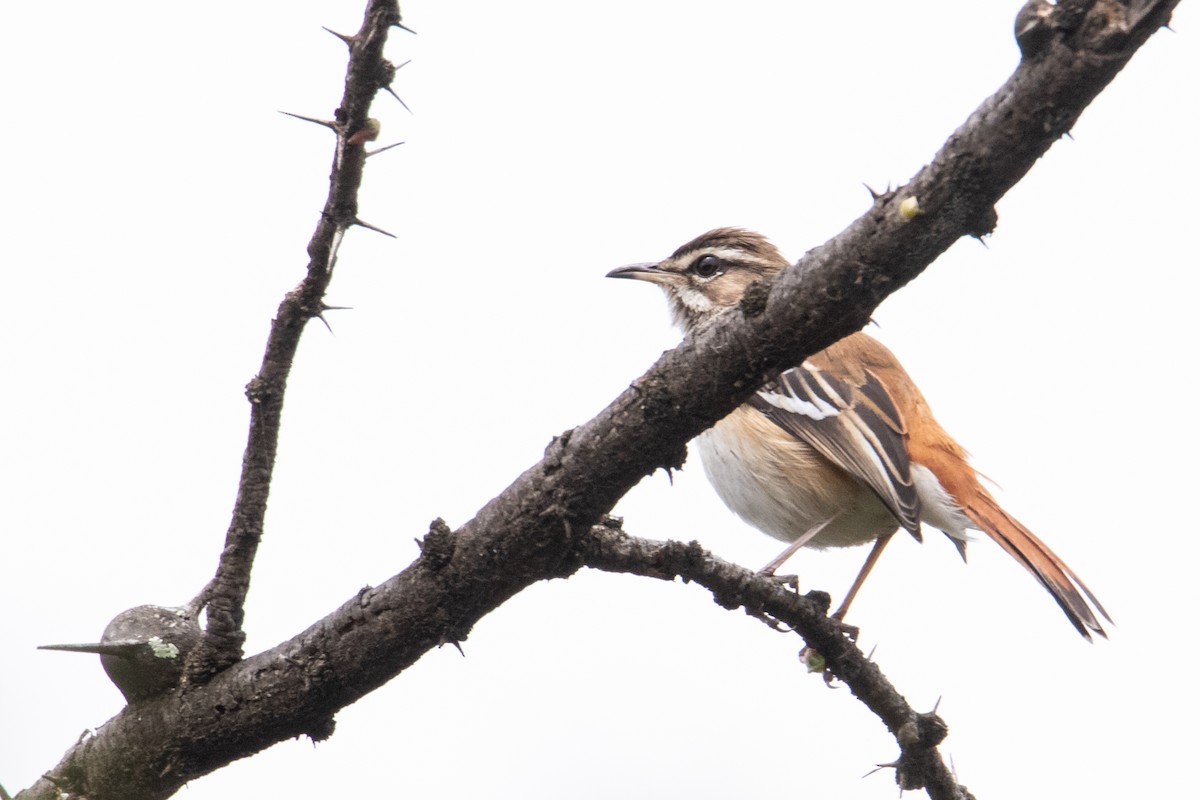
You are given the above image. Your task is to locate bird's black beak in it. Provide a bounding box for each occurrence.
[606,262,671,283]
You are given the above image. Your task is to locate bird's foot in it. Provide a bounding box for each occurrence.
[829,613,859,642]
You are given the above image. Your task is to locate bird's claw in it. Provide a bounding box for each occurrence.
[761,572,801,591]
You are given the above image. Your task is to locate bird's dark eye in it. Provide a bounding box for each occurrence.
[691,254,723,278]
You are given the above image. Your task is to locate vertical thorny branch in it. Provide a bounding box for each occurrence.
[185,0,411,681]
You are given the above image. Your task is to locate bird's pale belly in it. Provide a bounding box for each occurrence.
[696,406,899,549]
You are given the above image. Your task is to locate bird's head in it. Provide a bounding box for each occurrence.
[607,227,789,330]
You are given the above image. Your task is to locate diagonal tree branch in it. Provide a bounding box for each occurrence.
[15,1,1178,799]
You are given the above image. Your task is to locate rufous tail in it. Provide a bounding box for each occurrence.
[963,490,1110,640]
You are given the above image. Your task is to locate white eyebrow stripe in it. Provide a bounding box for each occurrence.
[693,247,777,267]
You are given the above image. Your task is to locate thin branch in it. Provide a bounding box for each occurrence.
[581,523,972,800]
[185,0,405,681]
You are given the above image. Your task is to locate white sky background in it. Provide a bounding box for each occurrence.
[2,1,1196,798]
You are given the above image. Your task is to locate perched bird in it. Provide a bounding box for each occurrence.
[608,227,1109,639]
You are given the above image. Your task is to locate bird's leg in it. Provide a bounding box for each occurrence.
[758,517,836,576]
[831,532,895,622]
[798,533,896,683]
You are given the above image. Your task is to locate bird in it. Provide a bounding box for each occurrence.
[607,227,1110,639]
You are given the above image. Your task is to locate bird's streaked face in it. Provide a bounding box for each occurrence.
[607,228,789,330]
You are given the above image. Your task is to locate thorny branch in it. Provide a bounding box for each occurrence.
[582,521,972,800]
[184,0,408,682]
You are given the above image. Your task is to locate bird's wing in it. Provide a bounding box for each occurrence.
[750,362,922,539]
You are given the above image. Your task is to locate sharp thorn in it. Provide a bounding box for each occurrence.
[321,26,355,46]
[393,21,417,34]
[437,637,465,656]
[320,303,353,312]
[315,312,334,334]
[382,85,413,114]
[395,59,413,70]
[863,182,883,200]
[279,111,338,131]
[353,218,397,239]
[367,141,406,158]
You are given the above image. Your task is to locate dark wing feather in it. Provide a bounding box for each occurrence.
[750,364,922,539]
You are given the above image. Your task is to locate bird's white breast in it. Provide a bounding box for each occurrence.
[695,406,898,549]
